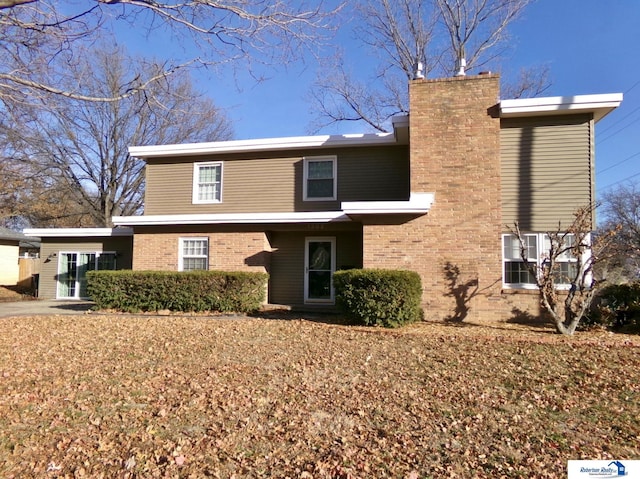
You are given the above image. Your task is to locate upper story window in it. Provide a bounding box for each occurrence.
[303,156,337,201]
[179,237,209,271]
[193,162,222,204]
[502,233,579,289]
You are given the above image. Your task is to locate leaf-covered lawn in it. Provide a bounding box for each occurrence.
[0,315,638,478]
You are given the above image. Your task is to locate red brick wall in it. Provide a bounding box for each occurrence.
[363,75,506,321]
[132,230,270,273]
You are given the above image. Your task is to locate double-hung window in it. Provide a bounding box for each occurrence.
[179,237,209,271]
[503,234,538,287]
[193,162,222,204]
[543,234,579,284]
[303,156,337,201]
[502,233,580,289]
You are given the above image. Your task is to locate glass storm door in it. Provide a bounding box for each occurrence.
[304,237,335,303]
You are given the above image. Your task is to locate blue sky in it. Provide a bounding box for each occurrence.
[122,0,640,201]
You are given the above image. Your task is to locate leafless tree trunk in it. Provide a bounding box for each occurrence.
[310,0,549,133]
[0,45,233,227]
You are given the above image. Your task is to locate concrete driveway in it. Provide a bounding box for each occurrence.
[0,300,95,318]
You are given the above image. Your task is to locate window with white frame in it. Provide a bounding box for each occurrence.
[543,234,579,284]
[502,233,579,288]
[303,156,337,201]
[179,237,209,271]
[193,162,222,204]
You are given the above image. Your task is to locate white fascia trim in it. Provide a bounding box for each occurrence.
[112,211,352,226]
[129,132,397,159]
[500,93,623,122]
[23,227,134,238]
[342,192,435,215]
[391,114,409,128]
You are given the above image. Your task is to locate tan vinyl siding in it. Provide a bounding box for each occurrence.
[268,229,362,307]
[268,231,304,306]
[500,115,593,231]
[38,237,133,299]
[144,146,409,215]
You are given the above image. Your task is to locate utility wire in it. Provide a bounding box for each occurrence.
[599,117,640,144]
[597,151,640,174]
[596,78,640,142]
[598,104,640,135]
[599,170,640,192]
[624,78,640,95]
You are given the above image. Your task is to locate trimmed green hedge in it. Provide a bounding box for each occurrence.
[86,270,268,314]
[333,269,423,328]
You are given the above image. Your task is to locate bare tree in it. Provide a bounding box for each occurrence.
[509,205,616,335]
[597,182,640,282]
[436,0,528,75]
[0,0,339,104]
[0,45,233,227]
[310,0,549,133]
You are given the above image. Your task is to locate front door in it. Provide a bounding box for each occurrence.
[304,237,335,303]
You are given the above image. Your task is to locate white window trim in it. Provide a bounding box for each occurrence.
[502,233,585,290]
[178,237,209,272]
[303,155,337,201]
[192,162,223,204]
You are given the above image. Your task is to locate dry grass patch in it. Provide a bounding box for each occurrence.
[0,315,638,478]
[0,286,23,302]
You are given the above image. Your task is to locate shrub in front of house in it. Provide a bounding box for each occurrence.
[587,282,640,333]
[86,270,268,314]
[333,269,423,328]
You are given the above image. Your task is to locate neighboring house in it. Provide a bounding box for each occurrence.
[25,75,622,321]
[0,226,40,287]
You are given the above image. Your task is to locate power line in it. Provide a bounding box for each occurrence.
[625,78,640,95]
[598,104,640,135]
[597,78,640,143]
[599,170,640,192]
[596,150,640,174]
[598,116,640,144]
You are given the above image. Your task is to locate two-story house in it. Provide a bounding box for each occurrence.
[26,74,622,321]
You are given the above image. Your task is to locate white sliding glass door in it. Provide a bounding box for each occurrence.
[57,252,116,299]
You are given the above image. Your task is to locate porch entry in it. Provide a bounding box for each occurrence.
[304,237,336,303]
[57,252,117,299]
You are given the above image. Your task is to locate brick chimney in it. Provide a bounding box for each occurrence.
[363,74,504,321]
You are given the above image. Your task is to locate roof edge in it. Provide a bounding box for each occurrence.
[112,212,352,226]
[500,93,623,122]
[129,131,399,159]
[23,227,133,238]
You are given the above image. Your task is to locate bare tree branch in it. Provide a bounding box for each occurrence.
[597,182,640,282]
[0,0,341,103]
[0,45,233,227]
[310,0,545,133]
